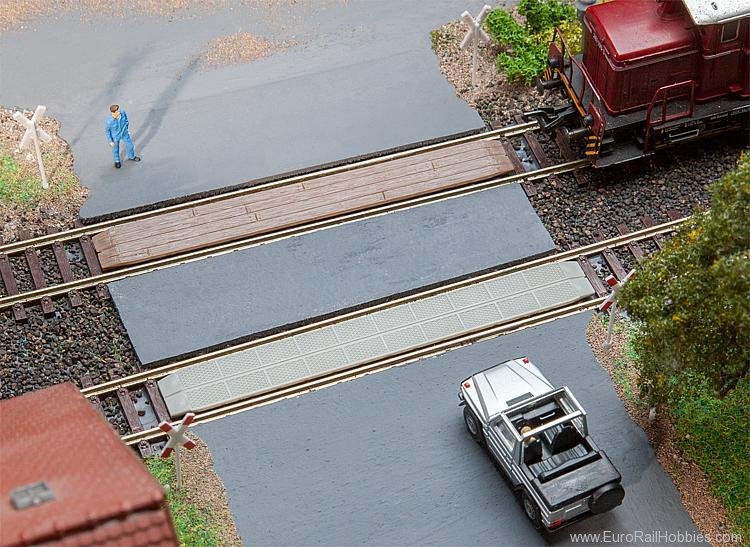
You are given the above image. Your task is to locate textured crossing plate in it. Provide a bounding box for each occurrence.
[159,261,594,417]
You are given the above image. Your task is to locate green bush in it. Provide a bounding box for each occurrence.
[145,457,221,546]
[616,155,750,538]
[519,0,575,33]
[496,46,548,85]
[485,9,529,48]
[672,376,750,538]
[484,0,580,84]
[619,153,750,404]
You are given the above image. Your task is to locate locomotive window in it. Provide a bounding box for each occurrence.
[721,20,739,42]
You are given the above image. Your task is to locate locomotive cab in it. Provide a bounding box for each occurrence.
[528,0,750,168]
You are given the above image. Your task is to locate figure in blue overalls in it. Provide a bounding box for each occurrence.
[105,104,141,168]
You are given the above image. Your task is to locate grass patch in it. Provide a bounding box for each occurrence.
[672,377,750,539]
[0,150,79,209]
[611,357,638,405]
[145,456,222,546]
[600,317,642,406]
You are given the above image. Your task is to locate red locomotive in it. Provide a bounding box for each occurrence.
[525,0,750,167]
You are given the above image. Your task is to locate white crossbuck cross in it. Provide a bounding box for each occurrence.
[13,106,52,190]
[460,5,492,88]
[460,6,491,50]
[13,106,52,150]
[159,412,196,458]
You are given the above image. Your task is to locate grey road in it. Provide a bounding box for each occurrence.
[195,312,699,546]
[109,183,554,365]
[0,0,491,219]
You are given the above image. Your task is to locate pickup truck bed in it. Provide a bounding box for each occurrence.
[533,452,621,511]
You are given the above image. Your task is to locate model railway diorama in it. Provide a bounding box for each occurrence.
[0,0,747,545]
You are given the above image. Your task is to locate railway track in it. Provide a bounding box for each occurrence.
[73,217,685,455]
[0,122,590,318]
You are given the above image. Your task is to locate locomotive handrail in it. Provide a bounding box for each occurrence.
[549,27,607,157]
[644,80,696,152]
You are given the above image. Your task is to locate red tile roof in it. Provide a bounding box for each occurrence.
[0,383,178,546]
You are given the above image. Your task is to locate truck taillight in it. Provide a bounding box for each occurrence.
[464,382,471,388]
[522,357,529,364]
[549,519,563,530]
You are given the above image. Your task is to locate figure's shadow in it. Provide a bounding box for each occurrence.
[69,44,153,148]
[135,54,202,152]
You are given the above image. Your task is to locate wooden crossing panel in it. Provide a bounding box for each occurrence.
[93,140,514,270]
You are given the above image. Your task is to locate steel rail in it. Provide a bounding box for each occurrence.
[0,157,591,311]
[121,296,605,446]
[0,122,539,255]
[83,216,687,400]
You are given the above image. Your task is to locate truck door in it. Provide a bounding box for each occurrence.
[486,420,519,485]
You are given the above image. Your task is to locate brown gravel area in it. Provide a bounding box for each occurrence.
[180,433,243,546]
[0,0,347,33]
[431,20,563,126]
[0,106,87,243]
[200,31,295,69]
[586,317,740,547]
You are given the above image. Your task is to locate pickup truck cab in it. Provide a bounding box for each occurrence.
[459,357,624,532]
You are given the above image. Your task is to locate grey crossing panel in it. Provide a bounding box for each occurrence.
[159,261,595,417]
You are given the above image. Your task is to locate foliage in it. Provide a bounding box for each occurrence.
[496,45,549,86]
[519,0,575,33]
[619,153,750,405]
[0,150,79,209]
[145,457,221,547]
[672,376,750,538]
[485,0,580,84]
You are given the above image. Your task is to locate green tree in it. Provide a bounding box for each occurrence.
[619,153,750,404]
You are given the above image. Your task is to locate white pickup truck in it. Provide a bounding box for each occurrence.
[459,357,625,532]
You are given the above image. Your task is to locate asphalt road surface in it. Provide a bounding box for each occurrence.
[195,312,700,546]
[110,183,554,365]
[0,0,491,219]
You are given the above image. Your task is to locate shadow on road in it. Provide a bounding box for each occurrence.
[69,44,153,148]
[135,53,202,152]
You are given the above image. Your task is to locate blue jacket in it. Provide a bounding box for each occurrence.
[105,110,131,142]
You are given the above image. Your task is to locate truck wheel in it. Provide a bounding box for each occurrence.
[463,407,484,445]
[589,483,625,514]
[522,491,542,530]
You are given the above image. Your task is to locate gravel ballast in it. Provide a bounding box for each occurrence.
[0,292,140,401]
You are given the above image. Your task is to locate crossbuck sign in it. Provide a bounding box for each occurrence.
[160,412,196,489]
[13,106,52,190]
[460,5,492,88]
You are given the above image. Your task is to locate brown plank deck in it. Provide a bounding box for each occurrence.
[93,140,514,270]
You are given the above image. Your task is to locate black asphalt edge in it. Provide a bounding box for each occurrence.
[135,246,556,369]
[78,127,487,224]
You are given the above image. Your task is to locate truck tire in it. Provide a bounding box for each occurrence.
[522,491,542,530]
[463,407,484,445]
[589,483,625,514]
